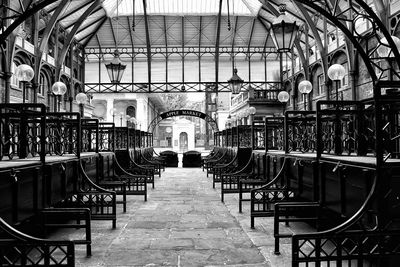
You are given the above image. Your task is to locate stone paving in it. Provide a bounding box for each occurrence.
[51,166,314,267]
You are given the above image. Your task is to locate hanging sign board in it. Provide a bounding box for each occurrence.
[160,110,207,120]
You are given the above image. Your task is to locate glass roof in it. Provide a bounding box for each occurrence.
[101,0,259,17]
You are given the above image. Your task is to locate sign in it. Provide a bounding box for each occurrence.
[160,110,207,120]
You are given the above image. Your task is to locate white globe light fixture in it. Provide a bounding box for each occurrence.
[328,64,346,101]
[76,92,87,116]
[15,64,34,103]
[277,91,290,103]
[15,64,34,82]
[278,91,290,115]
[52,81,67,111]
[248,106,257,125]
[248,106,257,115]
[298,80,313,110]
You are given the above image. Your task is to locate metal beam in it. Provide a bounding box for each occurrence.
[182,16,185,85]
[295,2,327,78]
[215,0,223,95]
[34,0,70,84]
[64,6,102,30]
[0,0,59,41]
[109,17,117,48]
[231,16,238,69]
[76,14,104,34]
[198,16,202,84]
[246,18,256,59]
[81,16,107,46]
[142,0,151,91]
[56,0,101,79]
[164,16,168,87]
[58,0,94,21]
[127,16,135,86]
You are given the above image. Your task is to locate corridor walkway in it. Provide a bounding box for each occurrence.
[55,167,298,267]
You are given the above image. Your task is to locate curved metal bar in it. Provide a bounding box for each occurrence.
[251,157,288,190]
[56,0,101,80]
[294,172,377,238]
[0,0,59,42]
[78,160,115,194]
[297,0,400,83]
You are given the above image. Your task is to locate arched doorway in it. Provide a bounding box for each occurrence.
[179,132,188,152]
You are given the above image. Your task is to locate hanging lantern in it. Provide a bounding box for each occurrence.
[227,68,244,94]
[105,50,126,84]
[270,5,299,52]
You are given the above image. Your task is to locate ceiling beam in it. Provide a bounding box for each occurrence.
[109,17,117,48]
[58,0,94,21]
[56,0,101,79]
[215,0,223,95]
[198,16,202,48]
[81,16,107,46]
[231,16,238,66]
[0,0,59,41]
[246,18,256,60]
[75,14,104,34]
[142,0,152,91]
[63,6,102,30]
[34,0,70,84]
[127,16,135,48]
[182,16,185,85]
[295,2,327,78]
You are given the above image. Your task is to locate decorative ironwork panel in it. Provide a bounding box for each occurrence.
[45,113,80,156]
[285,111,317,153]
[0,104,46,161]
[266,117,284,151]
[81,119,99,153]
[115,127,128,150]
[253,120,266,150]
[99,123,115,152]
[238,126,252,148]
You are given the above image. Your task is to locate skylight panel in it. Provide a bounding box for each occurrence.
[102,0,254,17]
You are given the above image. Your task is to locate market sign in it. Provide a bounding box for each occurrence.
[160,110,207,120]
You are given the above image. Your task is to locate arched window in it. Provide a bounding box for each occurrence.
[126,106,136,118]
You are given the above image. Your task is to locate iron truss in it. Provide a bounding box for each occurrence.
[84,81,279,93]
[85,46,278,57]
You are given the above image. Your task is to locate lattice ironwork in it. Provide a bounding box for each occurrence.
[45,113,80,156]
[0,104,46,161]
[238,126,252,148]
[253,120,266,150]
[0,217,74,267]
[81,119,99,153]
[266,117,285,151]
[98,123,115,152]
[285,111,316,153]
[298,0,400,84]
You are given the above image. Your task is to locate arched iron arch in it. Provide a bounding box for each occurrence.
[294,0,400,86]
[148,110,219,133]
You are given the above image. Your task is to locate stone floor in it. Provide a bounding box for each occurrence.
[51,166,314,267]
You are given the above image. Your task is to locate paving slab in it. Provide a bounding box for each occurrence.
[48,166,314,267]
